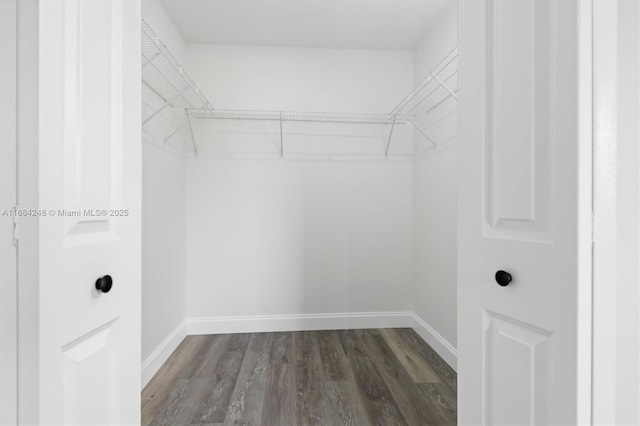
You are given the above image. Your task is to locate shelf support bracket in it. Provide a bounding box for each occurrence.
[147,59,195,109]
[279,111,284,157]
[399,109,437,150]
[142,80,169,104]
[385,113,398,158]
[143,87,189,125]
[142,51,161,69]
[164,121,188,145]
[185,110,199,157]
[431,72,458,100]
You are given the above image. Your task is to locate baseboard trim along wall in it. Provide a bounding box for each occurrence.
[187,311,413,335]
[410,313,457,370]
[143,311,458,386]
[142,320,188,387]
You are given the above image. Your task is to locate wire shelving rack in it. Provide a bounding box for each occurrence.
[142,19,212,155]
[141,19,457,158]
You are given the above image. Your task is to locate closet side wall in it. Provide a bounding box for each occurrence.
[412,3,458,362]
[185,46,414,326]
[141,0,187,365]
[614,1,640,418]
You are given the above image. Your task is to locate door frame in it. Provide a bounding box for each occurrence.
[16,0,45,424]
[0,0,18,424]
[592,0,640,423]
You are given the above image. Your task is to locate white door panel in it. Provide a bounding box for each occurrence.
[483,311,552,425]
[37,0,141,424]
[459,0,592,424]
[486,0,554,242]
[62,319,120,425]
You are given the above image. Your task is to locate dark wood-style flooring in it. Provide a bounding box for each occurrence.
[142,328,457,425]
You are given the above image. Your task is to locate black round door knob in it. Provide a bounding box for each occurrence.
[495,270,512,287]
[95,275,113,293]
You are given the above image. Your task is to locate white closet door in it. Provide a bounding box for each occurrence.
[0,1,18,424]
[36,1,141,424]
[458,0,592,424]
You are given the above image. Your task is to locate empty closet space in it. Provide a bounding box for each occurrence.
[142,329,457,425]
[141,0,458,424]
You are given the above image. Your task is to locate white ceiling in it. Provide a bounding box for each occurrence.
[160,0,452,50]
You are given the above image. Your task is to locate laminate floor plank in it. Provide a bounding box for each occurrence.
[295,331,341,426]
[223,332,273,426]
[191,333,251,424]
[315,330,348,382]
[359,329,452,426]
[316,330,370,426]
[142,328,457,426]
[418,382,457,424]
[338,330,408,425]
[260,332,297,426]
[190,334,233,379]
[379,329,442,384]
[393,328,457,390]
[142,336,212,425]
[150,378,210,426]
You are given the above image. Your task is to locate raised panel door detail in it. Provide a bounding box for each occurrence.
[484,0,555,242]
[62,319,119,425]
[483,310,551,425]
[63,0,124,245]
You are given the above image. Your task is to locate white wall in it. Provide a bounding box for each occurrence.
[141,0,187,364]
[185,45,415,321]
[0,1,18,423]
[412,2,458,355]
[186,160,413,319]
[614,1,640,420]
[141,145,186,360]
[188,44,412,113]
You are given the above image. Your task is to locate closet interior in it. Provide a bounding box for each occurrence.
[142,0,458,421]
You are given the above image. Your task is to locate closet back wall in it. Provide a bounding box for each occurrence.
[185,45,414,327]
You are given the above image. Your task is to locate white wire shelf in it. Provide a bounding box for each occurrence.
[391,46,458,116]
[188,109,407,125]
[187,46,457,158]
[142,20,212,155]
[142,16,456,158]
[188,109,415,158]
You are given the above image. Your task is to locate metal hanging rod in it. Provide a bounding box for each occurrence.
[187,109,410,125]
[187,109,414,158]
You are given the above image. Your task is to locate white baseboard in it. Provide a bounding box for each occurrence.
[141,320,187,388]
[410,313,457,371]
[187,311,413,335]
